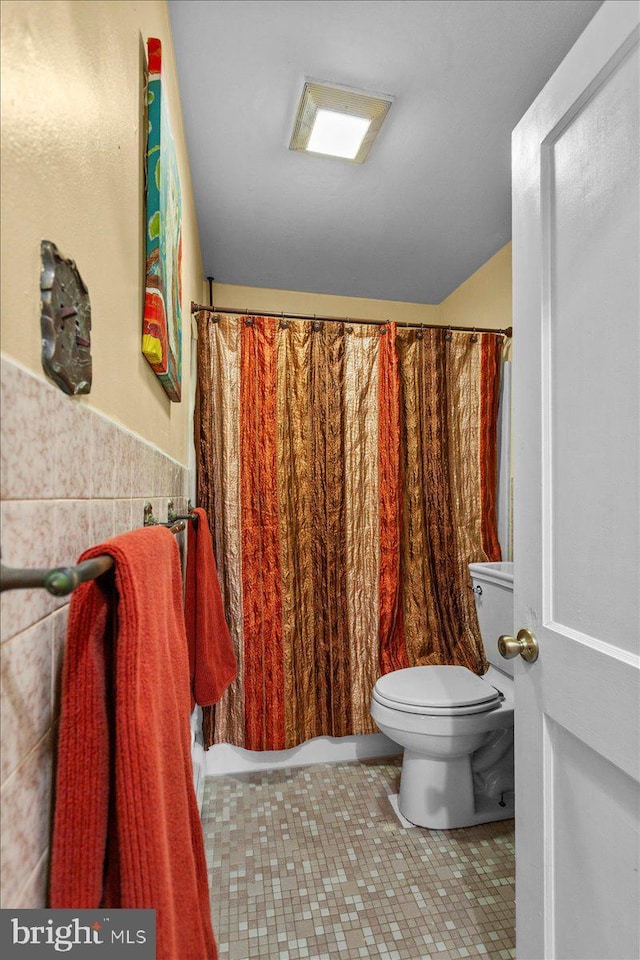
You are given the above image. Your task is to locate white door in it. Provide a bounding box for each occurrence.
[512,2,640,958]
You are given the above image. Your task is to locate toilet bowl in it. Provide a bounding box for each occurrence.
[370,561,515,829]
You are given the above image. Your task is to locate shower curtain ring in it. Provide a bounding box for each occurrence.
[471,327,478,343]
[416,323,424,340]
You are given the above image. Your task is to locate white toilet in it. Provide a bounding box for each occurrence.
[370,561,515,829]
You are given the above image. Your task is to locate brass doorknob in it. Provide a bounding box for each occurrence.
[498,628,538,663]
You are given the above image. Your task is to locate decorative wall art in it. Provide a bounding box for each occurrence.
[142,37,183,402]
[40,240,92,396]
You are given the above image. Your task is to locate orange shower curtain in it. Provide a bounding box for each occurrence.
[196,314,502,751]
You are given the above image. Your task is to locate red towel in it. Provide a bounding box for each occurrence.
[185,507,236,708]
[50,527,217,960]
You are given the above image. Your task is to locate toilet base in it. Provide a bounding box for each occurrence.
[397,749,515,830]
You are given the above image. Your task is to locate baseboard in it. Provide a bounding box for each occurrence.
[204,732,400,777]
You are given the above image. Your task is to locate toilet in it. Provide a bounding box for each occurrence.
[370,561,515,829]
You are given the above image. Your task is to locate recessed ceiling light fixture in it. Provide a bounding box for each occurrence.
[289,80,393,163]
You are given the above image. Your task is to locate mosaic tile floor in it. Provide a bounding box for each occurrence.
[202,757,515,960]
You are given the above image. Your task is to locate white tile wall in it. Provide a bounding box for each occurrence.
[0,355,191,907]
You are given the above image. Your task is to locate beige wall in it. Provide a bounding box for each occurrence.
[0,0,198,908]
[439,242,512,331]
[212,243,512,334]
[0,0,202,464]
[211,282,441,326]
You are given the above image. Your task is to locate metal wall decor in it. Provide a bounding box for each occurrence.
[40,240,92,395]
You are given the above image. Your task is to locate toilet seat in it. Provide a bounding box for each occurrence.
[372,665,503,717]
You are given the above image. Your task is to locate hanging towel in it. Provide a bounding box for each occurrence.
[50,526,217,960]
[185,507,236,708]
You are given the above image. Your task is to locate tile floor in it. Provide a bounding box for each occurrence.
[202,757,515,960]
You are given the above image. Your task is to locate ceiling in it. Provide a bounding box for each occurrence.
[169,0,602,304]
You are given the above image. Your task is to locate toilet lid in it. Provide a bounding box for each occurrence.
[373,665,501,711]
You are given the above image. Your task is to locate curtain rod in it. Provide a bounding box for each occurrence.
[0,520,187,596]
[190,302,512,339]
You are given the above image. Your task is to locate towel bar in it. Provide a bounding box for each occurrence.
[0,520,186,596]
[167,499,199,527]
[146,500,198,528]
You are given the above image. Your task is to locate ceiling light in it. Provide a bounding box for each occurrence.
[307,110,371,160]
[289,80,393,163]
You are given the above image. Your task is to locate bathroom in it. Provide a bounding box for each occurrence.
[0,1,638,958]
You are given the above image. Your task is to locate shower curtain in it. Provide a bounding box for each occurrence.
[196,315,503,751]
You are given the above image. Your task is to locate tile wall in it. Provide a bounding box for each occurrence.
[0,356,191,907]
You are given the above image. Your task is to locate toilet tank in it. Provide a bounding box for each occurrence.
[468,562,515,676]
